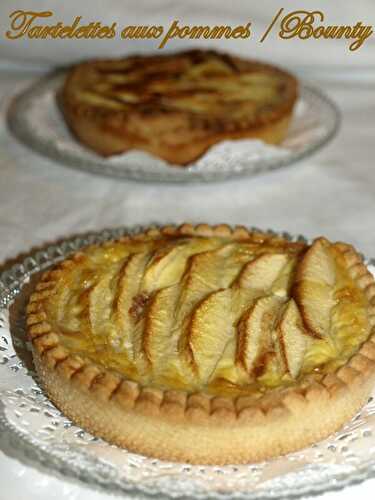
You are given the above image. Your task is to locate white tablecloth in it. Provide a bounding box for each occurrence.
[1,0,375,83]
[0,69,375,499]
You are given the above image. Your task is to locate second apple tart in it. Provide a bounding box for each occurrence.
[62,50,298,165]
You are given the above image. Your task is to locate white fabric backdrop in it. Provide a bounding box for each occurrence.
[0,0,374,77]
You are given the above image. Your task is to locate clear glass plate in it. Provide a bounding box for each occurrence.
[1,225,375,499]
[7,72,340,183]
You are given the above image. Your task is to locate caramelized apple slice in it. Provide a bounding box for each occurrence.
[54,265,95,331]
[140,284,179,368]
[209,288,263,384]
[113,252,151,352]
[141,243,186,292]
[271,257,298,297]
[141,238,220,292]
[210,338,238,381]
[87,263,124,349]
[296,238,336,286]
[180,289,233,383]
[294,238,337,338]
[230,287,263,321]
[236,296,283,373]
[237,253,290,292]
[294,281,335,339]
[182,244,234,290]
[175,244,251,325]
[255,351,280,383]
[275,299,311,379]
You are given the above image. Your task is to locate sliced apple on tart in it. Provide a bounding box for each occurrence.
[236,295,283,374]
[293,238,337,339]
[274,299,312,379]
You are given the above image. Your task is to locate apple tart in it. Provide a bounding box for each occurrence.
[27,224,375,464]
[62,50,297,165]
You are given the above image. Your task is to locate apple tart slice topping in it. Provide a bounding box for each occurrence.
[45,234,371,396]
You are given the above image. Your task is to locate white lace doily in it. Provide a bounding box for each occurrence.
[7,73,340,182]
[1,225,375,499]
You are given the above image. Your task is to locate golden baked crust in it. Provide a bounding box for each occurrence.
[62,50,298,165]
[27,224,375,464]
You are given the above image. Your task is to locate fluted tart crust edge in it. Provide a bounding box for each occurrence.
[27,224,375,464]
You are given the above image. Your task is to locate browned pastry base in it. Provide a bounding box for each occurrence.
[63,111,293,165]
[62,50,298,165]
[27,224,375,464]
[33,351,374,464]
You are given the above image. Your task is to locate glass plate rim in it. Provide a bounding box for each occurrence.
[6,71,341,183]
[1,224,374,500]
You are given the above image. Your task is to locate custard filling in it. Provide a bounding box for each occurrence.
[44,235,371,397]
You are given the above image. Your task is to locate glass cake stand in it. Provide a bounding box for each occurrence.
[1,225,375,499]
[7,72,340,183]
